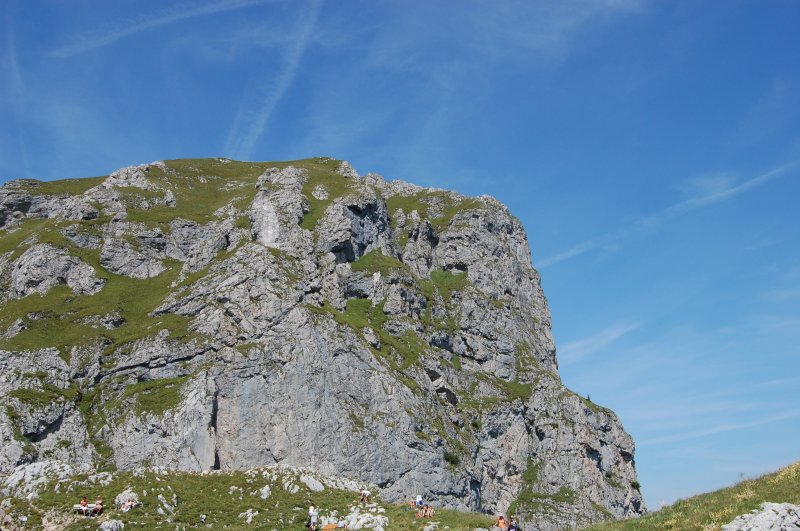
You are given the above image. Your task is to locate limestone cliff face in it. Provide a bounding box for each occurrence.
[0,158,645,529]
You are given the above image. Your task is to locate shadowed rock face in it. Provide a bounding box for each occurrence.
[0,157,645,529]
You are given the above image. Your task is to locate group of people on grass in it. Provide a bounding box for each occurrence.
[77,495,138,517]
[409,494,436,518]
[76,496,103,517]
[494,514,520,530]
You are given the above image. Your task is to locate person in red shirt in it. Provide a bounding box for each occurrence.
[79,496,89,516]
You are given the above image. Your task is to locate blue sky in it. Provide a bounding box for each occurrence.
[2,0,799,510]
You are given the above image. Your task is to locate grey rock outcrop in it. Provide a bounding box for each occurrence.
[100,238,165,279]
[0,460,90,498]
[166,218,239,274]
[723,502,800,530]
[27,194,98,223]
[9,244,105,298]
[0,181,98,229]
[0,157,645,529]
[0,184,33,229]
[99,520,125,531]
[100,162,164,191]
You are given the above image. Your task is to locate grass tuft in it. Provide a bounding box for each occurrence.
[351,249,408,276]
[430,269,468,304]
[118,376,190,416]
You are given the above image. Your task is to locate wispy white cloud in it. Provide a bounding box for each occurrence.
[539,161,800,268]
[365,0,645,72]
[223,0,322,160]
[666,162,799,213]
[675,172,737,198]
[558,322,638,366]
[640,408,800,446]
[50,0,271,57]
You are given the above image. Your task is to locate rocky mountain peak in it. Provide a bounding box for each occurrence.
[0,157,644,529]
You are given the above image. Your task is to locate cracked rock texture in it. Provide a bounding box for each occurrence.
[9,244,105,298]
[0,157,644,529]
[722,502,800,530]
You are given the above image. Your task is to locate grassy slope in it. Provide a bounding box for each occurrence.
[0,157,347,356]
[582,461,800,531]
[2,468,493,530]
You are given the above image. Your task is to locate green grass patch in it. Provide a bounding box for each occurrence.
[471,373,533,404]
[117,376,190,416]
[511,482,577,518]
[235,214,251,229]
[508,458,542,515]
[592,502,614,519]
[297,158,358,231]
[16,175,106,196]
[605,472,625,490]
[386,191,482,234]
[558,389,614,416]
[0,217,53,260]
[499,380,533,401]
[0,225,198,354]
[515,341,538,375]
[326,299,424,370]
[106,157,341,228]
[123,158,271,226]
[351,249,408,276]
[430,269,468,304]
[8,387,65,408]
[348,411,365,432]
[443,450,460,466]
[75,386,115,468]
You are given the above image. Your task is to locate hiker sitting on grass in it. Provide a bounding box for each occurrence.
[92,497,103,516]
[120,499,136,512]
[359,489,371,503]
[78,496,90,516]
